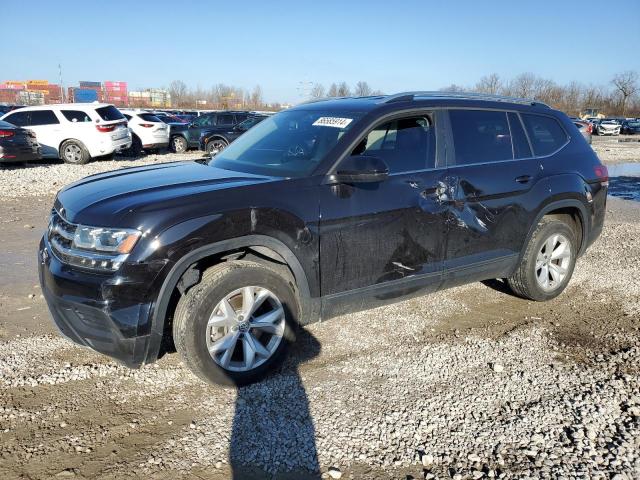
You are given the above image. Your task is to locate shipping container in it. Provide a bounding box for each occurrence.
[104,81,127,88]
[73,88,99,103]
[79,81,101,88]
[0,83,26,90]
[26,80,48,86]
[5,81,25,86]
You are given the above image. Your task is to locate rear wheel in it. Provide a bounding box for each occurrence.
[170,135,188,153]
[206,138,228,155]
[60,140,90,165]
[507,218,577,301]
[172,261,297,386]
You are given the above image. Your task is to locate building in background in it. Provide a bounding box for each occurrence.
[128,88,171,108]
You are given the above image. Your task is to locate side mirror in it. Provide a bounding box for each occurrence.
[329,155,389,184]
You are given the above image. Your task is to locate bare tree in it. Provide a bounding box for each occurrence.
[612,71,639,116]
[310,83,326,98]
[249,85,263,108]
[169,80,188,107]
[337,81,351,97]
[354,81,372,97]
[327,83,339,97]
[507,72,537,98]
[439,84,466,92]
[475,73,501,94]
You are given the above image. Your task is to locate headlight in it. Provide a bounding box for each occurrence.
[73,226,141,254]
[47,209,143,272]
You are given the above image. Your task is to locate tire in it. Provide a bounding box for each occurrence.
[206,138,228,155]
[170,135,188,153]
[172,260,298,386]
[507,218,577,301]
[59,140,90,165]
[128,134,143,156]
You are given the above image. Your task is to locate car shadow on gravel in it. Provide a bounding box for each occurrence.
[229,327,322,479]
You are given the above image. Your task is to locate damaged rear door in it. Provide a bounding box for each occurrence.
[442,108,546,286]
[319,111,449,317]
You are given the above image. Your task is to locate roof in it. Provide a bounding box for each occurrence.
[9,103,113,111]
[293,91,552,113]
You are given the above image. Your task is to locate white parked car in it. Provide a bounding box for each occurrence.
[0,104,131,164]
[120,109,170,153]
[595,120,621,136]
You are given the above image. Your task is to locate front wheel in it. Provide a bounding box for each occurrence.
[507,218,577,301]
[172,261,298,386]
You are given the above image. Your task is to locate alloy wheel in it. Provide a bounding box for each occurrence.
[64,144,82,163]
[205,286,285,372]
[535,233,571,291]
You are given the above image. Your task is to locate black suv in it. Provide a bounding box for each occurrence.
[200,114,268,154]
[169,111,251,153]
[39,92,608,385]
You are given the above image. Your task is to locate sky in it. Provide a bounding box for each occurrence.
[3,0,639,104]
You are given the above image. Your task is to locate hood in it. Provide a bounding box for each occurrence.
[55,161,274,226]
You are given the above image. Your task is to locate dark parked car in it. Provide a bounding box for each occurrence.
[169,111,251,153]
[0,119,41,163]
[39,92,608,386]
[621,120,640,135]
[199,114,268,154]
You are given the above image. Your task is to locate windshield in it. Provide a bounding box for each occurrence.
[208,109,363,177]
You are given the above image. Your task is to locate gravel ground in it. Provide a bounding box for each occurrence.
[0,150,205,198]
[0,197,638,479]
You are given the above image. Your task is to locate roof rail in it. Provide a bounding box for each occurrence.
[380,91,550,108]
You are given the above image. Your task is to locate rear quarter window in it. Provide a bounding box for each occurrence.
[139,113,162,122]
[521,114,568,156]
[95,105,125,121]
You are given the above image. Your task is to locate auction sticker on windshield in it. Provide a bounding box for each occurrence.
[312,117,353,128]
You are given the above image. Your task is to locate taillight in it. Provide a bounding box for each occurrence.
[96,124,116,133]
[0,129,15,138]
[594,165,609,186]
[586,124,592,134]
[139,123,154,128]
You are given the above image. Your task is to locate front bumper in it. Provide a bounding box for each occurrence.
[38,236,157,368]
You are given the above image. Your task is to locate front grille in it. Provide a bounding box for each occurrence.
[47,208,126,272]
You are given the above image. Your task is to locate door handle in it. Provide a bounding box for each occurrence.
[515,175,532,184]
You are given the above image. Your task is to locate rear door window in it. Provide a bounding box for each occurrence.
[355,115,436,173]
[508,112,533,159]
[95,105,125,121]
[217,114,235,126]
[61,110,92,123]
[29,110,60,126]
[520,114,568,156]
[3,111,30,127]
[449,109,513,165]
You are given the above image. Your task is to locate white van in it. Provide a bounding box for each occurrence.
[0,104,132,164]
